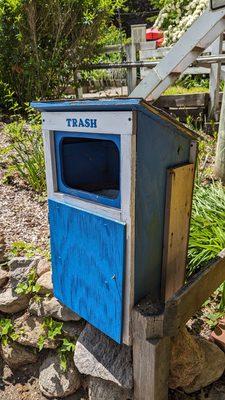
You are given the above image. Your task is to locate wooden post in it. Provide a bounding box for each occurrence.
[126,44,137,95]
[133,317,171,400]
[209,34,223,121]
[214,82,225,182]
[132,303,171,400]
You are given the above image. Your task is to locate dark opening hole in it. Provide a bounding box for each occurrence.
[61,137,120,199]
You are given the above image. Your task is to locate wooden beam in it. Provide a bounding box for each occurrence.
[209,34,223,120]
[133,330,171,400]
[161,164,195,301]
[154,93,209,109]
[130,7,225,100]
[164,249,225,336]
[132,300,164,341]
[133,249,225,340]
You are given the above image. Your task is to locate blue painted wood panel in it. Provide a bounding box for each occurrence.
[48,199,126,343]
[135,110,191,303]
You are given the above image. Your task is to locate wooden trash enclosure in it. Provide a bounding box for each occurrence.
[32,97,225,400]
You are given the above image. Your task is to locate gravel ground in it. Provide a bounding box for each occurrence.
[0,124,49,255]
[0,183,49,255]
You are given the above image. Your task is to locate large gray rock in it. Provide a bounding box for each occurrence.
[36,271,53,294]
[169,327,205,389]
[0,341,38,369]
[169,327,225,393]
[74,324,133,390]
[13,313,58,349]
[183,337,225,393]
[0,287,30,313]
[0,268,9,288]
[88,377,132,400]
[8,257,40,288]
[39,353,81,398]
[37,258,51,277]
[29,296,81,322]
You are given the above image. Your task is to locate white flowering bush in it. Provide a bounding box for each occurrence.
[154,0,208,45]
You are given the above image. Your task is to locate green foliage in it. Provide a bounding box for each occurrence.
[37,317,63,351]
[0,318,19,345]
[15,268,41,295]
[188,183,225,276]
[3,119,45,193]
[9,240,49,259]
[204,311,224,329]
[58,338,76,371]
[0,0,125,106]
[43,317,63,340]
[37,317,76,370]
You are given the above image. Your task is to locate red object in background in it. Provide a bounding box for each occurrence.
[146,28,164,47]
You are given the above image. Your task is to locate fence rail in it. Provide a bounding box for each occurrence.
[78,28,225,120]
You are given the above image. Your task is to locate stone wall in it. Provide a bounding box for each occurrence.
[0,252,133,399]
[0,251,225,399]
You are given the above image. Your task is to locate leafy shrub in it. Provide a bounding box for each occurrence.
[3,119,46,193]
[0,0,125,106]
[188,182,225,276]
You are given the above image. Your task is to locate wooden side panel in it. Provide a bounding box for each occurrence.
[48,199,126,343]
[135,112,191,304]
[162,164,195,301]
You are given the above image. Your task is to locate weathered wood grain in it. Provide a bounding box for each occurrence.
[154,93,209,109]
[48,199,126,343]
[164,249,225,336]
[133,250,225,340]
[161,163,195,301]
[133,335,171,400]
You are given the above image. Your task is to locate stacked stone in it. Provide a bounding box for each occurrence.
[0,239,225,399]
[0,250,133,399]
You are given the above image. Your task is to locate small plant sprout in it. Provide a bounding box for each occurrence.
[58,338,76,372]
[15,268,41,295]
[0,318,19,345]
[37,317,63,351]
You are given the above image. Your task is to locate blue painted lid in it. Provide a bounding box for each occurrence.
[31,98,143,112]
[31,97,199,140]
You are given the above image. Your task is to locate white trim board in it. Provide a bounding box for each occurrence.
[42,111,133,135]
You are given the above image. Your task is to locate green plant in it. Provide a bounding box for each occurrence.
[37,318,76,370]
[3,120,45,192]
[37,317,63,351]
[188,182,225,276]
[204,311,224,330]
[9,240,49,259]
[0,0,125,107]
[58,338,76,371]
[0,318,19,345]
[15,268,41,295]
